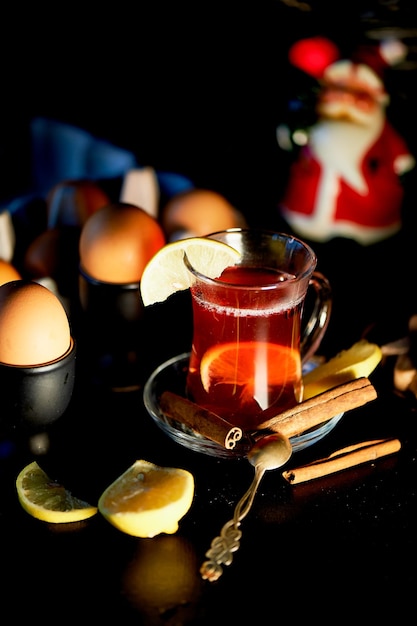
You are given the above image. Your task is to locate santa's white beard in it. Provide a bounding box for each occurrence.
[310,110,384,194]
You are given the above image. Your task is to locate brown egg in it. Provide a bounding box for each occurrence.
[23,226,80,293]
[161,189,247,240]
[0,259,22,285]
[47,179,111,228]
[79,203,166,283]
[0,281,71,366]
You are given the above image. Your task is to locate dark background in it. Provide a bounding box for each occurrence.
[1,9,417,622]
[2,1,417,227]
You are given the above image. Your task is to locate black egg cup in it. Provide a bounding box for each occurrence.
[78,265,143,324]
[0,338,76,433]
[77,266,145,389]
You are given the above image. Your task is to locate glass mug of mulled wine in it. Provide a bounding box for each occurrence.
[184,229,332,431]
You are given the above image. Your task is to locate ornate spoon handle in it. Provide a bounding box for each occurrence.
[200,466,265,582]
[200,433,293,582]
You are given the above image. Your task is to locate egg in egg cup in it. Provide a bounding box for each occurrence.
[0,280,76,433]
[77,202,166,389]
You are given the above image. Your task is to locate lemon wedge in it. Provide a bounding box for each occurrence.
[303,339,383,399]
[139,237,241,306]
[98,460,194,538]
[16,461,97,523]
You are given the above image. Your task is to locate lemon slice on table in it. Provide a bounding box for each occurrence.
[302,339,383,399]
[139,237,241,306]
[98,459,194,538]
[16,461,97,523]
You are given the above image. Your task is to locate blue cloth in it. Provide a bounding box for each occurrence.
[5,116,194,216]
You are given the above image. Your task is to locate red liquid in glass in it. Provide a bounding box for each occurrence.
[186,266,303,430]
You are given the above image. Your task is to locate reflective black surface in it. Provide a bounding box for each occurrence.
[2,4,417,622]
[1,291,416,625]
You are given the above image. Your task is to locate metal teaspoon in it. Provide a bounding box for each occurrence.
[200,432,293,581]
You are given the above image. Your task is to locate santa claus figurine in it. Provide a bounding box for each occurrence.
[280,36,415,244]
[278,37,416,350]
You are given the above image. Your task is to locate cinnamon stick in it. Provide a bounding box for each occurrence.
[159,391,243,449]
[255,377,377,438]
[282,438,401,484]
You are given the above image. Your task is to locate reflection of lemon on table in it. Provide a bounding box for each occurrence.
[122,535,202,619]
[16,461,97,523]
[302,339,383,399]
[98,460,194,537]
[139,237,241,306]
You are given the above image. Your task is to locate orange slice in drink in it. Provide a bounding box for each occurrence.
[200,341,301,401]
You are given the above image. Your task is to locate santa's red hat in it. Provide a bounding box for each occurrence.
[289,37,407,103]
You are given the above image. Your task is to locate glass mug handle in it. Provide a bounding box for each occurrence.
[300,271,332,364]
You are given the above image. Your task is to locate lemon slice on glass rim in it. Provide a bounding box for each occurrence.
[16,461,97,523]
[139,237,241,306]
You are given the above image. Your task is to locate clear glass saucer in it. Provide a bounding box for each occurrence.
[143,352,344,459]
